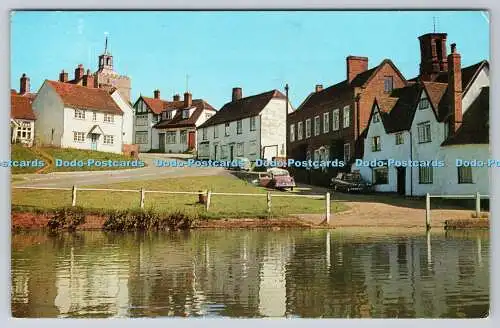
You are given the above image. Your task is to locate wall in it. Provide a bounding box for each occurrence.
[31,82,65,147]
[260,98,288,159]
[133,99,154,152]
[462,66,489,114]
[111,91,135,145]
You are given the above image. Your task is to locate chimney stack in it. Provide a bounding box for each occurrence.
[315,84,323,93]
[184,92,192,108]
[59,70,69,83]
[346,56,369,83]
[232,87,242,102]
[19,73,30,94]
[173,94,180,101]
[154,89,161,99]
[75,64,85,81]
[418,33,448,81]
[83,69,95,88]
[447,43,462,134]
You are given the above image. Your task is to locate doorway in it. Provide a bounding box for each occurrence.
[159,133,165,152]
[188,131,195,149]
[90,134,99,151]
[397,167,406,195]
[229,145,234,161]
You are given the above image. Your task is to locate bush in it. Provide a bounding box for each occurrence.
[102,209,197,231]
[47,207,86,232]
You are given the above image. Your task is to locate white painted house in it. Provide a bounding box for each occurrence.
[357,41,489,196]
[197,88,292,161]
[32,80,134,154]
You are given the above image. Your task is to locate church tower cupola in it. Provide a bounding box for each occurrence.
[98,36,113,72]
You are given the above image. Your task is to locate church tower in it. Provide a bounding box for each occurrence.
[98,36,114,72]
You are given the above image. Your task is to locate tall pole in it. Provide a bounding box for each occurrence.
[285,83,289,113]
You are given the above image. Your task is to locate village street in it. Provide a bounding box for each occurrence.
[12,153,228,188]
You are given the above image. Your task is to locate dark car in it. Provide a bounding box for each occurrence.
[258,168,296,191]
[331,172,373,193]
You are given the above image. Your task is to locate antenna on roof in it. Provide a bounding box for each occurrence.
[433,16,436,33]
[185,74,190,92]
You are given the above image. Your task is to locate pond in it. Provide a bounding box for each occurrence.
[11,229,489,318]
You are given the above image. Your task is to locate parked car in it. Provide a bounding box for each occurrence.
[259,168,296,190]
[331,172,373,193]
[230,157,251,171]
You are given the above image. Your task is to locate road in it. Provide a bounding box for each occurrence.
[13,153,228,188]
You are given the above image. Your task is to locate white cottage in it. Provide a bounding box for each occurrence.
[32,80,134,154]
[197,88,292,162]
[357,41,489,196]
[11,91,36,147]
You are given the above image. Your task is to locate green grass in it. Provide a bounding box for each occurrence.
[10,144,44,174]
[12,175,347,218]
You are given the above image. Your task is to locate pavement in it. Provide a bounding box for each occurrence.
[13,153,228,188]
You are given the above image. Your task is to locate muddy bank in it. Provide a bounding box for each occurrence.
[444,219,489,230]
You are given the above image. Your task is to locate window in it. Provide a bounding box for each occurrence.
[237,120,243,134]
[213,125,219,138]
[180,130,187,144]
[92,111,97,121]
[250,117,256,131]
[249,140,257,155]
[297,121,303,140]
[314,116,320,136]
[344,143,351,162]
[74,109,85,119]
[221,145,228,159]
[236,142,244,156]
[444,122,449,140]
[395,132,404,145]
[103,135,114,145]
[136,114,148,126]
[166,111,173,120]
[384,76,394,93]
[419,167,433,184]
[104,113,114,123]
[458,167,473,184]
[343,106,350,128]
[373,167,389,185]
[16,121,32,140]
[202,128,208,140]
[290,124,295,142]
[417,122,432,143]
[166,131,177,144]
[372,136,381,152]
[332,109,340,131]
[225,122,230,136]
[152,114,159,123]
[182,110,190,119]
[73,131,85,142]
[419,98,430,110]
[135,132,148,144]
[305,119,311,138]
[323,112,330,133]
[373,112,380,123]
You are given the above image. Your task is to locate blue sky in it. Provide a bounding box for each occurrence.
[11,11,489,109]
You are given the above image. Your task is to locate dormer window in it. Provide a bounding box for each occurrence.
[373,112,380,123]
[182,110,190,119]
[419,98,430,110]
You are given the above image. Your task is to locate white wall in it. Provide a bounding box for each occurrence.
[462,66,489,114]
[111,91,135,145]
[260,98,288,159]
[31,82,65,147]
[61,107,124,154]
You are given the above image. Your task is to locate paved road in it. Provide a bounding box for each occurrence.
[13,153,228,188]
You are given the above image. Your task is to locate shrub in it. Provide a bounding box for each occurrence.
[102,209,197,231]
[47,207,86,232]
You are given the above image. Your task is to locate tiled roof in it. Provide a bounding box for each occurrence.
[154,100,216,129]
[434,60,488,93]
[46,80,123,115]
[421,81,448,120]
[141,96,169,114]
[441,87,489,146]
[198,89,286,128]
[11,94,36,120]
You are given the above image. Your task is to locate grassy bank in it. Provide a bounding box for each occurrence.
[11,145,142,174]
[12,175,347,218]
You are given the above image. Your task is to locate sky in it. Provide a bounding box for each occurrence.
[10,10,489,109]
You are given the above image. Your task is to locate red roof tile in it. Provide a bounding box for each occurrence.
[11,94,36,120]
[46,80,123,115]
[141,97,169,114]
[155,100,216,129]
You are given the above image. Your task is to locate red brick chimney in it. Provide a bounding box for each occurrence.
[83,69,95,88]
[418,33,448,81]
[184,92,192,108]
[448,43,462,134]
[315,84,323,92]
[74,64,85,81]
[346,56,369,83]
[19,73,30,94]
[59,70,69,82]
[154,89,161,99]
[232,87,242,101]
[173,94,180,101]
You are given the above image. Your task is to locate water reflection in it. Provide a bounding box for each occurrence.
[11,229,489,318]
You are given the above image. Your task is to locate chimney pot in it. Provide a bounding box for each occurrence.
[315,84,323,92]
[20,73,30,94]
[154,89,161,99]
[232,87,242,102]
[451,43,457,54]
[173,94,180,101]
[184,92,192,108]
[59,70,69,82]
[346,56,369,83]
[75,64,85,81]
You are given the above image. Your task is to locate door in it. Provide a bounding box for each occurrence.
[91,134,98,151]
[159,133,165,152]
[229,145,234,161]
[397,167,406,195]
[214,145,218,160]
[188,131,195,149]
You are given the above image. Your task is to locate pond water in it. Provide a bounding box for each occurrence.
[11,229,489,318]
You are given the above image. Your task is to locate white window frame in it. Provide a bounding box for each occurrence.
[103,135,114,145]
[343,106,350,128]
[236,120,243,134]
[343,143,351,162]
[297,121,303,140]
[236,142,244,156]
[104,113,114,123]
[417,122,432,143]
[373,112,380,123]
[202,128,208,140]
[314,116,320,136]
[323,112,329,133]
[225,123,230,136]
[395,132,404,145]
[250,117,257,131]
[182,110,190,119]
[74,109,85,120]
[73,131,85,143]
[332,109,340,131]
[92,111,97,121]
[458,167,473,184]
[419,167,433,184]
[372,136,381,152]
[180,130,188,144]
[214,125,219,138]
[290,124,295,142]
[384,76,394,93]
[419,98,430,110]
[135,131,148,144]
[166,131,177,144]
[305,119,311,138]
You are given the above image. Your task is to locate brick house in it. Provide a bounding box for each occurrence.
[287,56,407,186]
